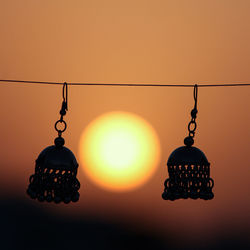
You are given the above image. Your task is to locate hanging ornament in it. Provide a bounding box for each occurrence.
[27,82,80,203]
[162,85,214,201]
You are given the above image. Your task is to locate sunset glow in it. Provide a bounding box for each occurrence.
[79,111,161,192]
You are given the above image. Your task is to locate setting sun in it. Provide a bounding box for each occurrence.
[79,111,161,192]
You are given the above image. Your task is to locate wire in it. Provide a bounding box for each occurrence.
[0,79,250,87]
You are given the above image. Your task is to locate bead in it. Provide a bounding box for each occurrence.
[38,195,45,202]
[27,188,37,199]
[191,108,197,118]
[46,195,53,202]
[175,188,182,199]
[54,137,65,147]
[199,191,206,199]
[54,196,62,203]
[60,109,66,116]
[169,195,175,201]
[64,196,71,204]
[190,191,198,199]
[184,136,194,147]
[207,192,214,200]
[71,192,80,202]
[162,192,169,200]
[182,192,188,199]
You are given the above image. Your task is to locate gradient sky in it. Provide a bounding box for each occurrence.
[0,0,250,247]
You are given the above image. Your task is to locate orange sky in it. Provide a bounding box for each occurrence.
[0,0,250,245]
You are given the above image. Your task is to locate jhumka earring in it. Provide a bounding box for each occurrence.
[162,84,214,201]
[27,82,80,203]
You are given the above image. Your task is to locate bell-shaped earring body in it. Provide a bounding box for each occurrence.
[27,137,80,203]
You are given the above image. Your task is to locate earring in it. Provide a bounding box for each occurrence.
[27,82,80,203]
[162,85,214,201]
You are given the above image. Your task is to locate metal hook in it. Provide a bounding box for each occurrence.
[193,84,198,109]
[55,82,69,136]
[62,82,68,110]
[185,84,199,143]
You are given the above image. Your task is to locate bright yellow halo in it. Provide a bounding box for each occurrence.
[79,111,161,192]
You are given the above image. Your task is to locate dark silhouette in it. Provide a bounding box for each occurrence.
[162,85,214,201]
[27,136,80,204]
[0,196,168,250]
[0,196,249,250]
[27,82,80,204]
[162,141,214,201]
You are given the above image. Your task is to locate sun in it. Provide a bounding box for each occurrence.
[79,111,161,192]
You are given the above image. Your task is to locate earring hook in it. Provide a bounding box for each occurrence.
[184,84,199,146]
[55,82,68,137]
[62,82,68,111]
[193,84,198,110]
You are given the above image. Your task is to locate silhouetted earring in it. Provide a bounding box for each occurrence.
[162,84,214,201]
[27,82,80,203]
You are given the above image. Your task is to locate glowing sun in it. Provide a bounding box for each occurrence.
[79,111,161,192]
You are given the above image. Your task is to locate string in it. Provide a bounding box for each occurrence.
[0,79,250,87]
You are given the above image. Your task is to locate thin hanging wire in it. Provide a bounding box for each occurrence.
[0,79,250,87]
